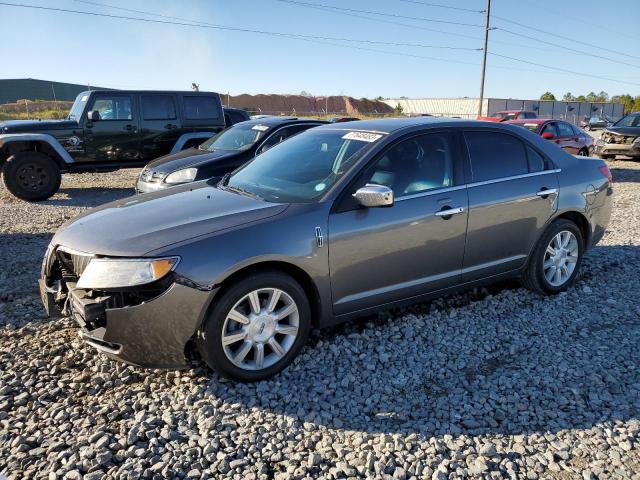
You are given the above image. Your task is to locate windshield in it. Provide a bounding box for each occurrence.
[614,113,640,128]
[68,92,90,121]
[200,123,269,152]
[225,129,383,203]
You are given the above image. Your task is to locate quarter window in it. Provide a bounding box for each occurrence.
[183,96,220,120]
[91,96,132,121]
[141,95,176,120]
[464,131,529,182]
[526,146,546,173]
[363,133,455,197]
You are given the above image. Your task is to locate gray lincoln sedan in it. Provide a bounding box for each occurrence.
[39,118,613,381]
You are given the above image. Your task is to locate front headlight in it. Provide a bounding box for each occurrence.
[77,257,179,289]
[164,168,197,184]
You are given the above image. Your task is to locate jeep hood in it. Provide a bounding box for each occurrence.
[0,119,78,133]
[145,147,241,174]
[52,181,288,256]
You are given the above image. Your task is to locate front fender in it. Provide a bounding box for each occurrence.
[0,133,75,163]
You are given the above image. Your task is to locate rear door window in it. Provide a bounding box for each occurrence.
[183,96,221,120]
[141,95,176,120]
[464,131,529,182]
[557,122,575,137]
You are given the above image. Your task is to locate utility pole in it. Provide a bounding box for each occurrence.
[477,0,491,118]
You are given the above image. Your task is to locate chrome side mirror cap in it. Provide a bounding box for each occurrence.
[353,184,394,208]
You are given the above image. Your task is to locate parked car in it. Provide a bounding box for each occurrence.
[39,118,613,381]
[0,90,226,201]
[477,110,537,122]
[594,112,640,160]
[136,117,327,193]
[505,119,594,156]
[223,107,250,127]
[579,114,614,131]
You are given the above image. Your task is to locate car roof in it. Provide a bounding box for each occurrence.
[81,89,221,95]
[241,117,328,126]
[505,119,551,125]
[314,116,473,133]
[496,110,535,114]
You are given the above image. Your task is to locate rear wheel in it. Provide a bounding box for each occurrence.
[2,152,61,201]
[197,271,311,381]
[522,219,584,295]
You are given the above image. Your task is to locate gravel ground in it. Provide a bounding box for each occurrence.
[0,161,639,479]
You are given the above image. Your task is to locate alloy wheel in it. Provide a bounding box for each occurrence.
[543,230,579,287]
[221,288,299,371]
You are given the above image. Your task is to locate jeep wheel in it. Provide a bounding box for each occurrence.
[2,152,61,201]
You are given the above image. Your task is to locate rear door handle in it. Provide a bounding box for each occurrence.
[536,188,558,197]
[124,124,137,132]
[435,206,464,217]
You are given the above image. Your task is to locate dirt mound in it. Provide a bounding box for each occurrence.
[226,94,393,116]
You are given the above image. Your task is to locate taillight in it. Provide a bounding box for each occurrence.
[598,165,612,182]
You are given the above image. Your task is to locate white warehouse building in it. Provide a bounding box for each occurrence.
[382,97,625,125]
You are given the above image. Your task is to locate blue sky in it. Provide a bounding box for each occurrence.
[1,0,639,99]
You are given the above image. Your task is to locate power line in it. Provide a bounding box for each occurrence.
[397,0,485,14]
[487,52,639,87]
[0,1,479,52]
[492,14,640,62]
[1,1,636,88]
[494,26,640,70]
[274,0,484,28]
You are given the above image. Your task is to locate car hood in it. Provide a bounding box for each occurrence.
[52,181,288,256]
[145,147,242,174]
[0,119,78,133]
[604,126,640,136]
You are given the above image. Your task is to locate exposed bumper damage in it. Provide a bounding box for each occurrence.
[39,246,212,368]
[594,133,640,157]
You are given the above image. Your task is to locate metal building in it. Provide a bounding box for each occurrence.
[382,97,625,125]
[0,78,110,103]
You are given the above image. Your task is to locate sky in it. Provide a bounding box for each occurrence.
[1,0,639,100]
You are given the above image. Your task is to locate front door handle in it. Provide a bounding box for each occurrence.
[164,124,177,130]
[536,188,558,197]
[435,206,464,217]
[124,124,137,132]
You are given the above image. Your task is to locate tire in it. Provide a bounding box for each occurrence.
[599,154,614,160]
[577,148,589,157]
[522,219,584,295]
[197,271,311,381]
[2,152,61,201]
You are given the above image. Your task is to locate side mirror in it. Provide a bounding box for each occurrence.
[87,110,100,122]
[353,184,394,208]
[542,132,555,140]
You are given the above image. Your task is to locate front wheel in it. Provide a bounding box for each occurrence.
[577,148,589,157]
[2,152,61,201]
[522,220,584,295]
[197,271,311,381]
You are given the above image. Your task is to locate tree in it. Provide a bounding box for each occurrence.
[394,103,404,115]
[597,91,609,102]
[562,92,575,101]
[575,95,587,102]
[540,92,556,101]
[299,90,312,97]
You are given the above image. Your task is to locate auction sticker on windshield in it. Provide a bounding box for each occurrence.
[342,131,383,142]
[252,125,269,131]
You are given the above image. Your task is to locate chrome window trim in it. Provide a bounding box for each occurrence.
[394,169,561,202]
[467,168,561,188]
[395,185,466,202]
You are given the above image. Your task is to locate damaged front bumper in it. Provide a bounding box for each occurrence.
[39,247,213,368]
[594,139,640,157]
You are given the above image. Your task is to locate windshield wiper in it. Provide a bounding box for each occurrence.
[217,173,261,199]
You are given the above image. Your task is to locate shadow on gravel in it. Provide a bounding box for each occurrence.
[204,244,640,438]
[610,167,640,183]
[46,186,134,207]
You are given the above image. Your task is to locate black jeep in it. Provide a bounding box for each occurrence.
[0,90,226,201]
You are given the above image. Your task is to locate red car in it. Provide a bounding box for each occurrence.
[505,119,594,156]
[477,110,537,122]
